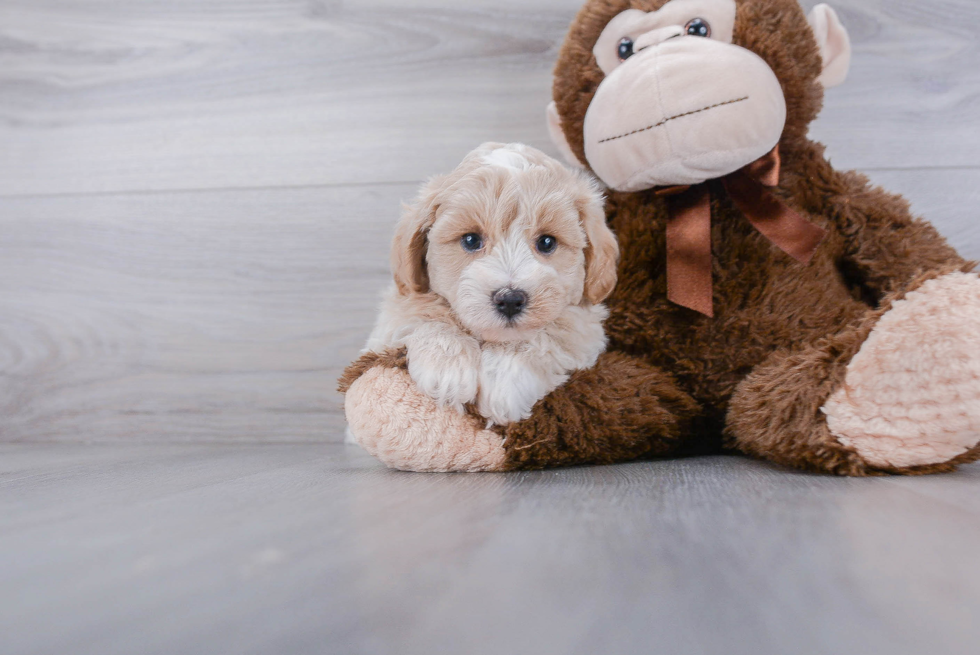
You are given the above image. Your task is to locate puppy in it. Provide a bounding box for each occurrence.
[363,142,619,426]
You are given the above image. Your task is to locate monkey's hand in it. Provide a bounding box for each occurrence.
[338,349,698,472]
[340,350,506,473]
[405,322,481,413]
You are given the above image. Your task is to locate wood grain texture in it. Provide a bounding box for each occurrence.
[1,0,979,196]
[2,444,980,655]
[0,184,411,442]
[806,0,980,170]
[0,0,578,196]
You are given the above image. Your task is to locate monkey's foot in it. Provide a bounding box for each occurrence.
[345,366,507,472]
[823,272,980,469]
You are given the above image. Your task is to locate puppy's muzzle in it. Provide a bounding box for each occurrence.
[493,288,528,320]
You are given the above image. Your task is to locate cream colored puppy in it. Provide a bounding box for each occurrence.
[363,142,619,426]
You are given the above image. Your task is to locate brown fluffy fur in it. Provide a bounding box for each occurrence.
[501,351,701,470]
[338,348,408,394]
[342,0,977,476]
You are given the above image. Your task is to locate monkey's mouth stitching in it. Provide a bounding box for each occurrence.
[598,96,750,144]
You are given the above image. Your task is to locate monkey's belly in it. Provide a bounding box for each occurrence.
[607,245,869,415]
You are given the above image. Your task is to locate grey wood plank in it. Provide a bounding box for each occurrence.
[1,444,979,655]
[0,184,405,443]
[1,0,979,196]
[807,0,980,171]
[0,1,578,196]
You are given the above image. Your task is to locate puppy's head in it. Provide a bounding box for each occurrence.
[392,143,618,343]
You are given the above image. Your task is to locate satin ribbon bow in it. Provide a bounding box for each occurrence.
[655,147,827,317]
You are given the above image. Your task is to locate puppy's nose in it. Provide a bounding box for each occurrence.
[493,289,528,319]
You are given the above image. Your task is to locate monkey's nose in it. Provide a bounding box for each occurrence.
[493,289,528,319]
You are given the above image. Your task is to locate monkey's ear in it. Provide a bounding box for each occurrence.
[809,4,851,88]
[391,175,447,295]
[547,102,586,170]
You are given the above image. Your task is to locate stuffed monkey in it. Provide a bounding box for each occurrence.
[341,0,980,475]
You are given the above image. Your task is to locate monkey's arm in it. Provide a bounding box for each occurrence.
[826,169,972,301]
[500,351,700,470]
[340,350,700,472]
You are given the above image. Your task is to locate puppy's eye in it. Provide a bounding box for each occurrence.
[685,18,711,38]
[536,235,558,255]
[617,37,634,61]
[461,233,484,252]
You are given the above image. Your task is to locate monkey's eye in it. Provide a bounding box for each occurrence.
[461,233,484,252]
[536,235,558,255]
[617,37,635,61]
[685,18,711,38]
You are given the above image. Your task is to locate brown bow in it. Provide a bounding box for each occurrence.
[655,147,826,317]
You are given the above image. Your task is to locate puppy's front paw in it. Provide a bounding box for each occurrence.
[407,331,481,412]
[479,386,537,426]
[478,348,564,426]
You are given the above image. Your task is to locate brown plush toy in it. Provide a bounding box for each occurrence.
[340,0,980,475]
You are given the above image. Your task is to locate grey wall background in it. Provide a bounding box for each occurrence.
[1,0,978,444]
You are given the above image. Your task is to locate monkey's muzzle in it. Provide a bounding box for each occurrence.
[584,37,787,192]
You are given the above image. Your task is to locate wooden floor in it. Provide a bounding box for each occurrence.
[1,1,979,653]
[5,443,980,655]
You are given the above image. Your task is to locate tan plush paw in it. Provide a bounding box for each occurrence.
[823,272,980,469]
[345,366,507,472]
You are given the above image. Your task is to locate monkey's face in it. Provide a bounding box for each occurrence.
[586,0,784,191]
[550,0,851,192]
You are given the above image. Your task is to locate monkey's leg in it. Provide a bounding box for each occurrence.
[728,271,980,476]
[342,351,700,472]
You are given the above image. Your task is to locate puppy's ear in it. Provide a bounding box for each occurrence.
[578,181,619,304]
[391,174,448,295]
